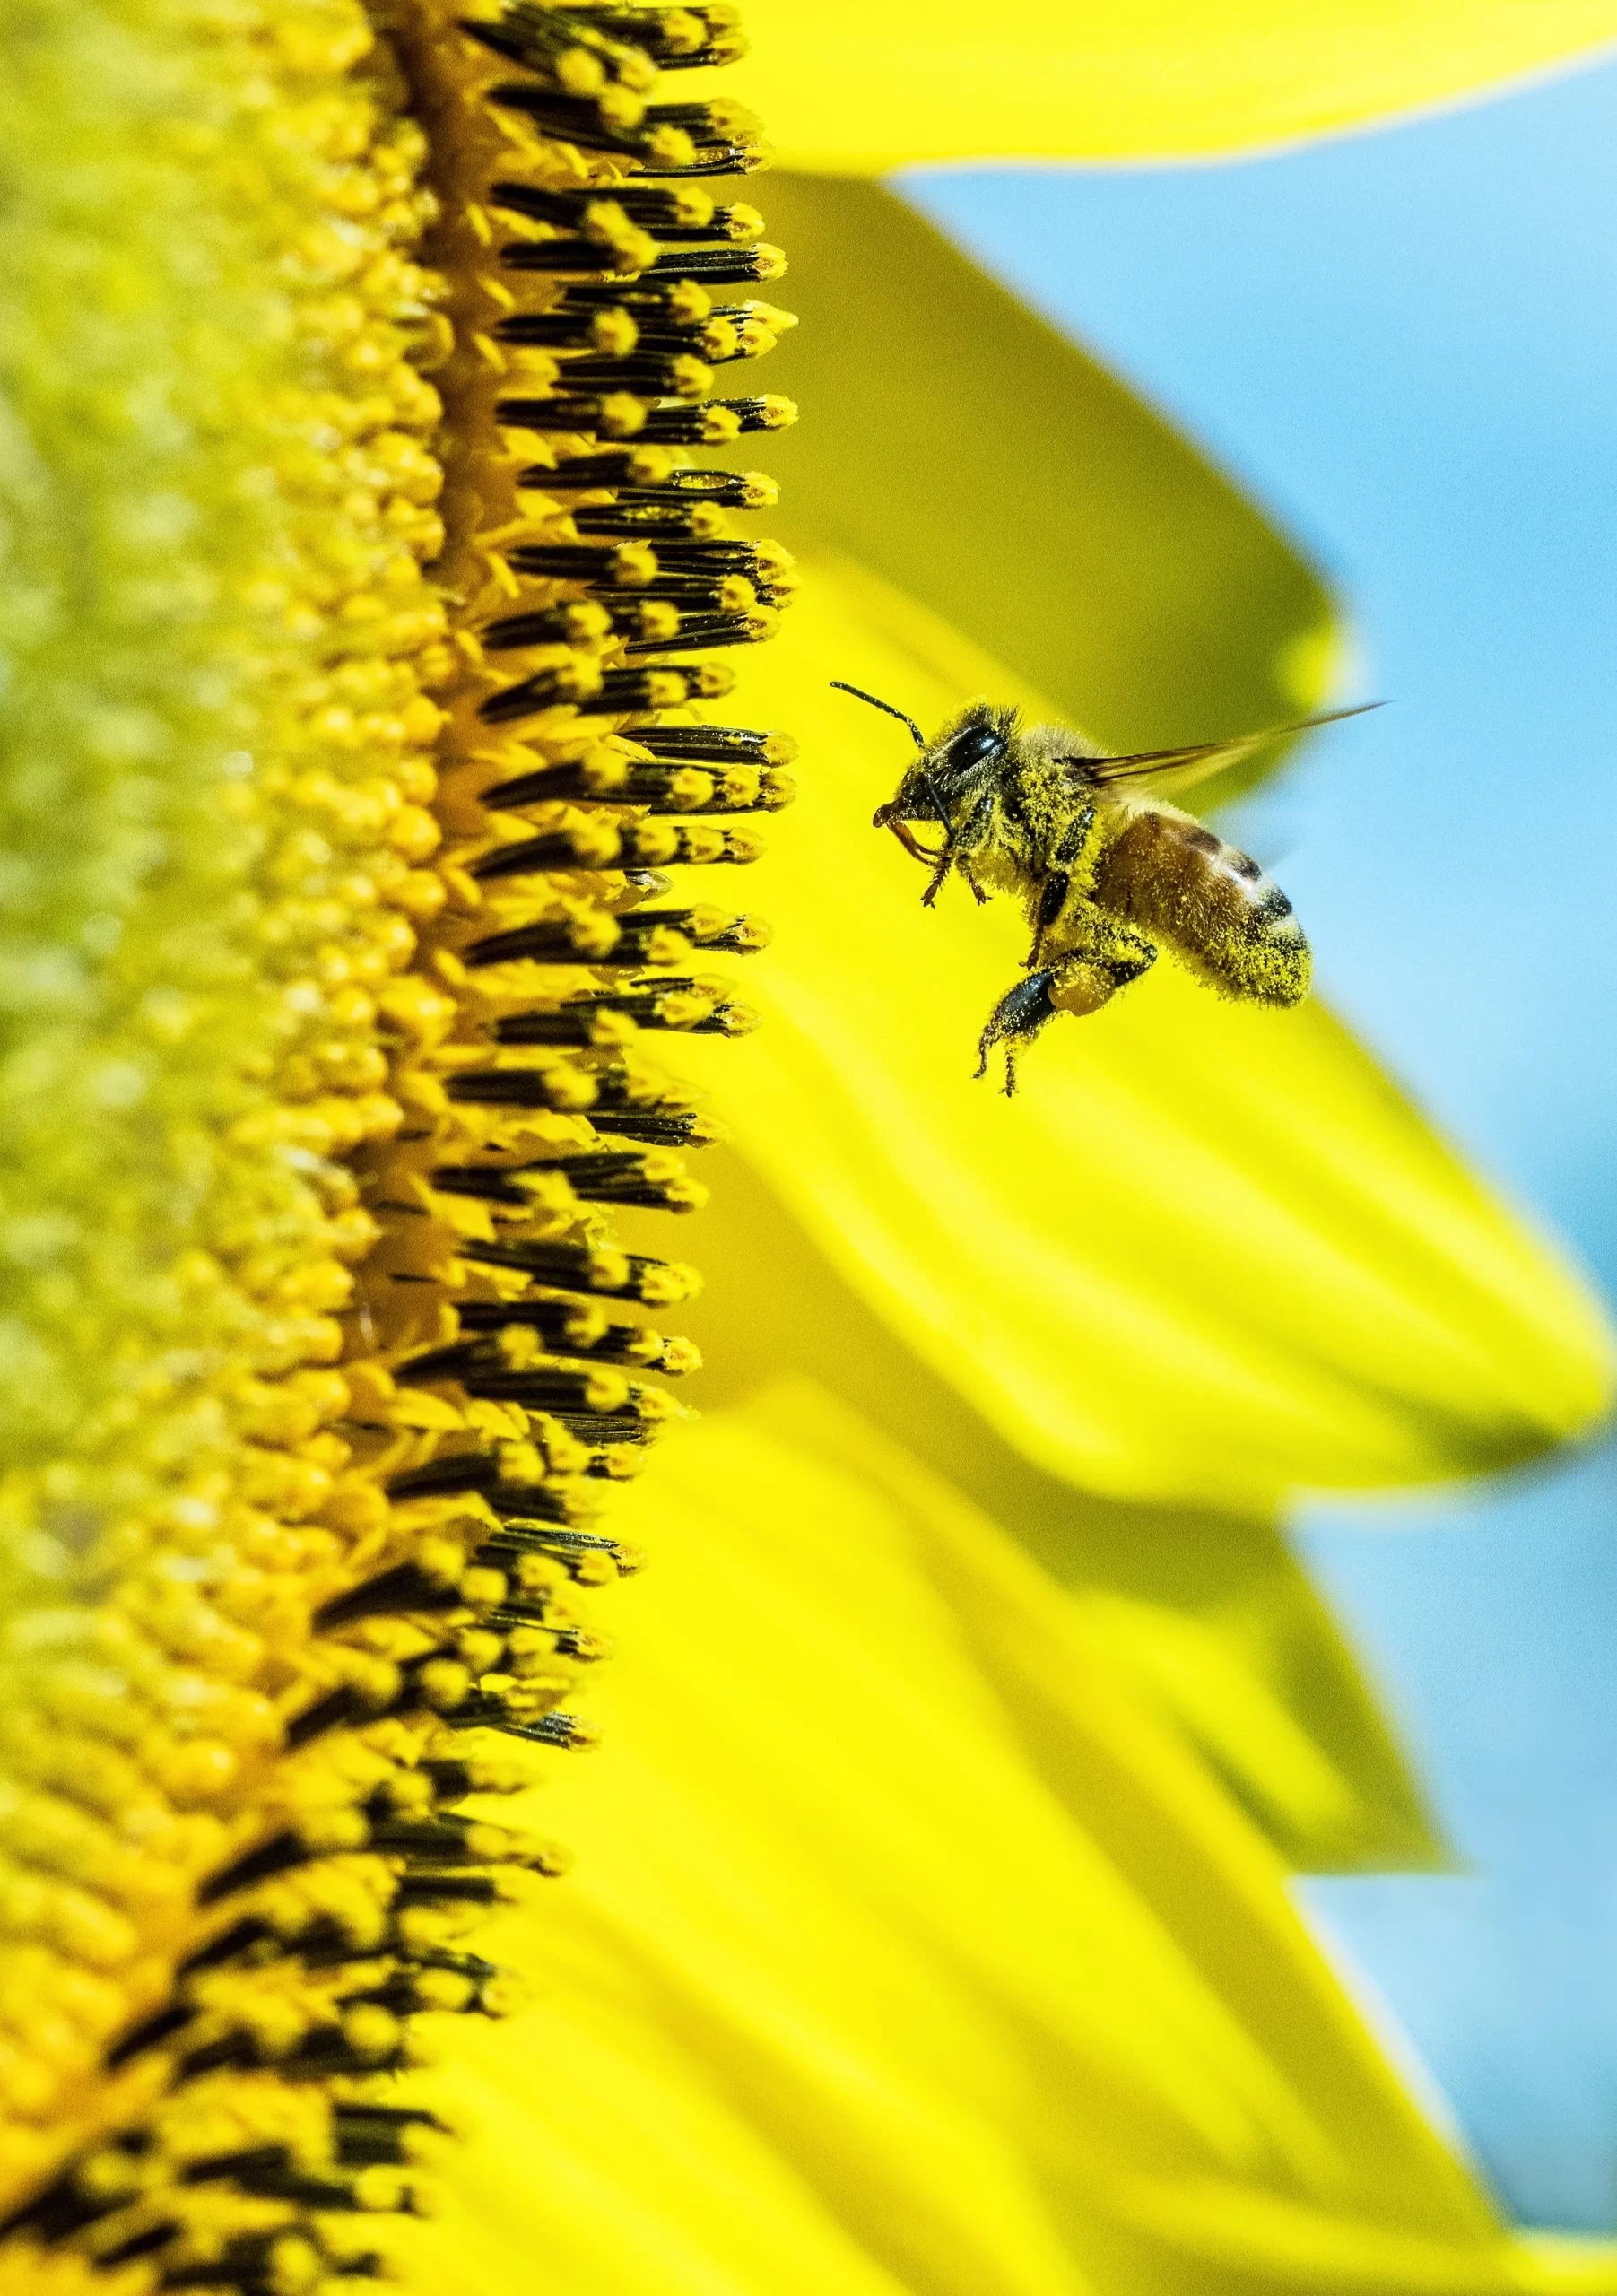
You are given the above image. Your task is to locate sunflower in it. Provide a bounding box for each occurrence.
[1,1,1613,2291]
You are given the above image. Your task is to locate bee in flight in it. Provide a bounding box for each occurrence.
[835,682,1371,1094]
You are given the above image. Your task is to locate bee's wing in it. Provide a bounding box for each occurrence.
[1069,704,1378,800]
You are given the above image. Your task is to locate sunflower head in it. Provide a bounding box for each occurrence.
[0,0,795,2281]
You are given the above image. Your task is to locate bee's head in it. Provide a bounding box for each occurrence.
[906,705,1013,818]
[831,683,1013,909]
[830,683,1011,855]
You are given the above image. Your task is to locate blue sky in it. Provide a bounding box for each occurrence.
[902,57,1617,2233]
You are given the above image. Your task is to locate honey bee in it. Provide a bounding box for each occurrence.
[836,682,1371,1093]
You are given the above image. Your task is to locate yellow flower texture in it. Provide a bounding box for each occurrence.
[0,0,789,2283]
[2,3,1616,2294]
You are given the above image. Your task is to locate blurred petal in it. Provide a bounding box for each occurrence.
[760,177,1336,808]
[648,176,1611,1859]
[689,551,1615,1508]
[405,1387,1617,2295]
[675,1149,1447,1874]
[741,0,1617,170]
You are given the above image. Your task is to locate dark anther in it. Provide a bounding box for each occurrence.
[88,2222,180,2269]
[560,1105,714,1145]
[364,1813,488,1861]
[444,1067,573,1109]
[178,2142,292,2187]
[636,149,767,178]
[631,722,790,762]
[462,8,650,83]
[536,457,768,503]
[624,612,768,655]
[480,607,599,652]
[488,84,658,159]
[491,336,709,403]
[640,244,783,283]
[569,500,728,537]
[431,1361,643,1416]
[206,2163,377,2212]
[391,1340,485,1387]
[492,982,754,1041]
[490,236,640,274]
[599,903,763,952]
[393,1874,503,1907]
[489,181,753,234]
[634,395,795,441]
[558,7,745,68]
[161,2231,367,2288]
[103,2000,194,2069]
[501,540,649,584]
[0,2167,126,2245]
[470,825,623,877]
[464,906,759,968]
[385,1450,499,1500]
[176,1916,276,1974]
[642,535,784,578]
[334,2107,449,2168]
[283,1682,383,1749]
[476,1525,628,1560]
[459,1236,688,1300]
[482,662,732,727]
[511,1710,596,1747]
[492,393,648,439]
[422,1166,533,1208]
[428,1698,594,1748]
[198,1827,335,1907]
[446,1074,717,1154]
[314,1558,465,1629]
[439,1148,693,1211]
[456,1294,681,1363]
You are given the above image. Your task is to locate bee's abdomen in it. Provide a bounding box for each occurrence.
[1091,807,1310,1006]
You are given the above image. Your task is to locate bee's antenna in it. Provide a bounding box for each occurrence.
[830,680,926,750]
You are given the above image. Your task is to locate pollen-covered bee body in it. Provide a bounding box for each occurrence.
[1090,801,1310,1009]
[843,683,1336,1092]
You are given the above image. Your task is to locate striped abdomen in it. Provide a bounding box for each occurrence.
[1090,804,1310,1006]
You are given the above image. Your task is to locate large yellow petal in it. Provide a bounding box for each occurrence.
[402,1388,1617,2294]
[676,1151,1446,1874]
[633,174,1465,1857]
[740,1,1617,170]
[682,554,1614,1507]
[759,177,1334,807]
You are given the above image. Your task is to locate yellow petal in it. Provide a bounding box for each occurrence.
[742,0,1617,170]
[404,1387,1617,2295]
[1074,1589,1439,1875]
[680,1150,1446,1874]
[685,552,1615,1507]
[667,170,1604,1829]
[761,176,1336,805]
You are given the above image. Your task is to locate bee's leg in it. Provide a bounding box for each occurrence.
[1045,927,1156,1018]
[978,910,1157,1092]
[976,970,1057,1095]
[1026,870,1070,967]
[943,790,995,907]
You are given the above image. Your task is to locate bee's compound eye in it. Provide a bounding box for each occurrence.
[946,722,1004,774]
